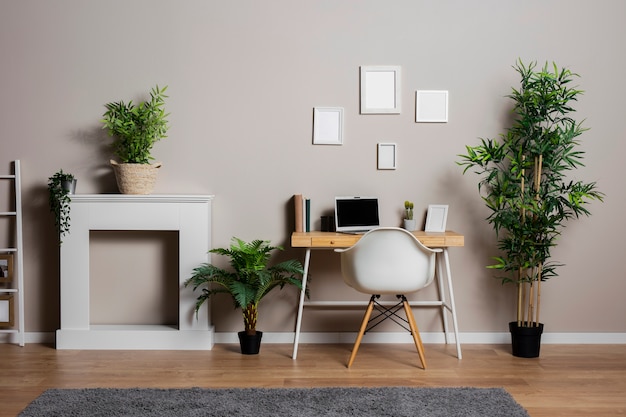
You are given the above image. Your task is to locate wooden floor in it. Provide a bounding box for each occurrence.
[1,343,625,417]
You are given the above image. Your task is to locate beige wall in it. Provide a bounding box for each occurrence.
[1,1,624,336]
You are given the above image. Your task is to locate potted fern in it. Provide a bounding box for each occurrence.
[184,237,305,354]
[101,85,169,194]
[47,170,76,243]
[458,60,604,357]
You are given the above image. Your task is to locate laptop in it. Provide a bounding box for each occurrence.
[334,196,380,234]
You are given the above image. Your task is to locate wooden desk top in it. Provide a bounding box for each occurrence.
[291,230,464,248]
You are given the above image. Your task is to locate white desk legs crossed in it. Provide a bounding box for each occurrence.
[440,248,462,359]
[292,248,311,359]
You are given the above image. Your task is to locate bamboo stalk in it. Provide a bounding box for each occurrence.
[536,262,542,326]
[517,272,523,326]
[518,156,526,326]
[535,155,542,193]
[533,155,543,327]
[527,278,534,326]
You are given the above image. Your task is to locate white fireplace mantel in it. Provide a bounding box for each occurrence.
[56,194,214,350]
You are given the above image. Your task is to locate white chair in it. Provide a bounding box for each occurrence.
[335,227,440,368]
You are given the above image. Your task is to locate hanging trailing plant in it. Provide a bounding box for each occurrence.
[47,170,76,243]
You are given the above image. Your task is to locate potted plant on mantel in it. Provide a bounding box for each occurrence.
[47,169,77,244]
[101,85,169,195]
[185,237,306,355]
[458,60,604,358]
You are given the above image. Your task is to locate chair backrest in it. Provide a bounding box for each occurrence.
[336,227,438,294]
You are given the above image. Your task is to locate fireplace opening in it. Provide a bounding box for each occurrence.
[89,231,179,327]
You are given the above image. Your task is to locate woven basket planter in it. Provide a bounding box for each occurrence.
[110,160,162,195]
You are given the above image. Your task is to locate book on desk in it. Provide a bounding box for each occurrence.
[293,194,311,233]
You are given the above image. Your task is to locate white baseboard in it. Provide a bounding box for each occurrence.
[214,331,626,345]
[0,332,55,345]
[3,331,626,346]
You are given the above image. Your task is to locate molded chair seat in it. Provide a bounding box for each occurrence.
[335,227,440,368]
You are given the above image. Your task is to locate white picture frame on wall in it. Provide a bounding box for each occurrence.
[377,143,397,170]
[313,107,344,145]
[415,90,448,122]
[425,204,449,232]
[360,66,401,114]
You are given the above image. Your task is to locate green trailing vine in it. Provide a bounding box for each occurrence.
[48,170,75,243]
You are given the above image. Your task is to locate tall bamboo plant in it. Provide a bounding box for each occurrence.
[458,60,604,328]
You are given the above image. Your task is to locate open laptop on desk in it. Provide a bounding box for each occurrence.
[334,196,380,234]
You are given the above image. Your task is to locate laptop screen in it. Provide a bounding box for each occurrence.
[334,196,380,233]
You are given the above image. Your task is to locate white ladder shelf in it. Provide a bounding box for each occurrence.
[0,160,25,346]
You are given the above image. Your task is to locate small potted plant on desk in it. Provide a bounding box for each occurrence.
[47,169,77,244]
[458,60,604,357]
[403,201,416,231]
[185,237,306,354]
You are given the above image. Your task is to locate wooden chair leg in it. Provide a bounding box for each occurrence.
[347,296,375,368]
[403,298,427,369]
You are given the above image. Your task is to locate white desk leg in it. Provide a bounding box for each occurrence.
[443,248,462,359]
[435,251,451,344]
[292,248,311,360]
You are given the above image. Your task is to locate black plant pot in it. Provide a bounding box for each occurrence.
[509,322,544,358]
[238,331,263,355]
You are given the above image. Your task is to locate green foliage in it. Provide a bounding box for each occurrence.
[458,60,604,325]
[184,237,306,335]
[47,169,75,243]
[101,85,169,164]
[404,201,414,220]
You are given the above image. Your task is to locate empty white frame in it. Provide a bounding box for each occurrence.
[360,66,401,114]
[415,90,448,122]
[425,204,449,232]
[377,143,397,170]
[313,107,344,145]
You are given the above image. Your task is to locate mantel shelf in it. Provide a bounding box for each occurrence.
[69,194,214,204]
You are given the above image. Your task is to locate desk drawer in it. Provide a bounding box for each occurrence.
[311,235,357,247]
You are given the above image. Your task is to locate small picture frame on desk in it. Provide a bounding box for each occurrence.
[425,205,449,232]
[0,254,13,283]
[0,294,14,327]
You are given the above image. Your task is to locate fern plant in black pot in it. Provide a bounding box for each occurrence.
[458,60,604,357]
[185,237,305,354]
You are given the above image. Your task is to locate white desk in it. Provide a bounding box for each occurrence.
[290,231,464,359]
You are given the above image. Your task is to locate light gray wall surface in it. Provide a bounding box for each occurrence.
[1,1,624,335]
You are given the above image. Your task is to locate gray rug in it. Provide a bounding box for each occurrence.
[18,387,530,417]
